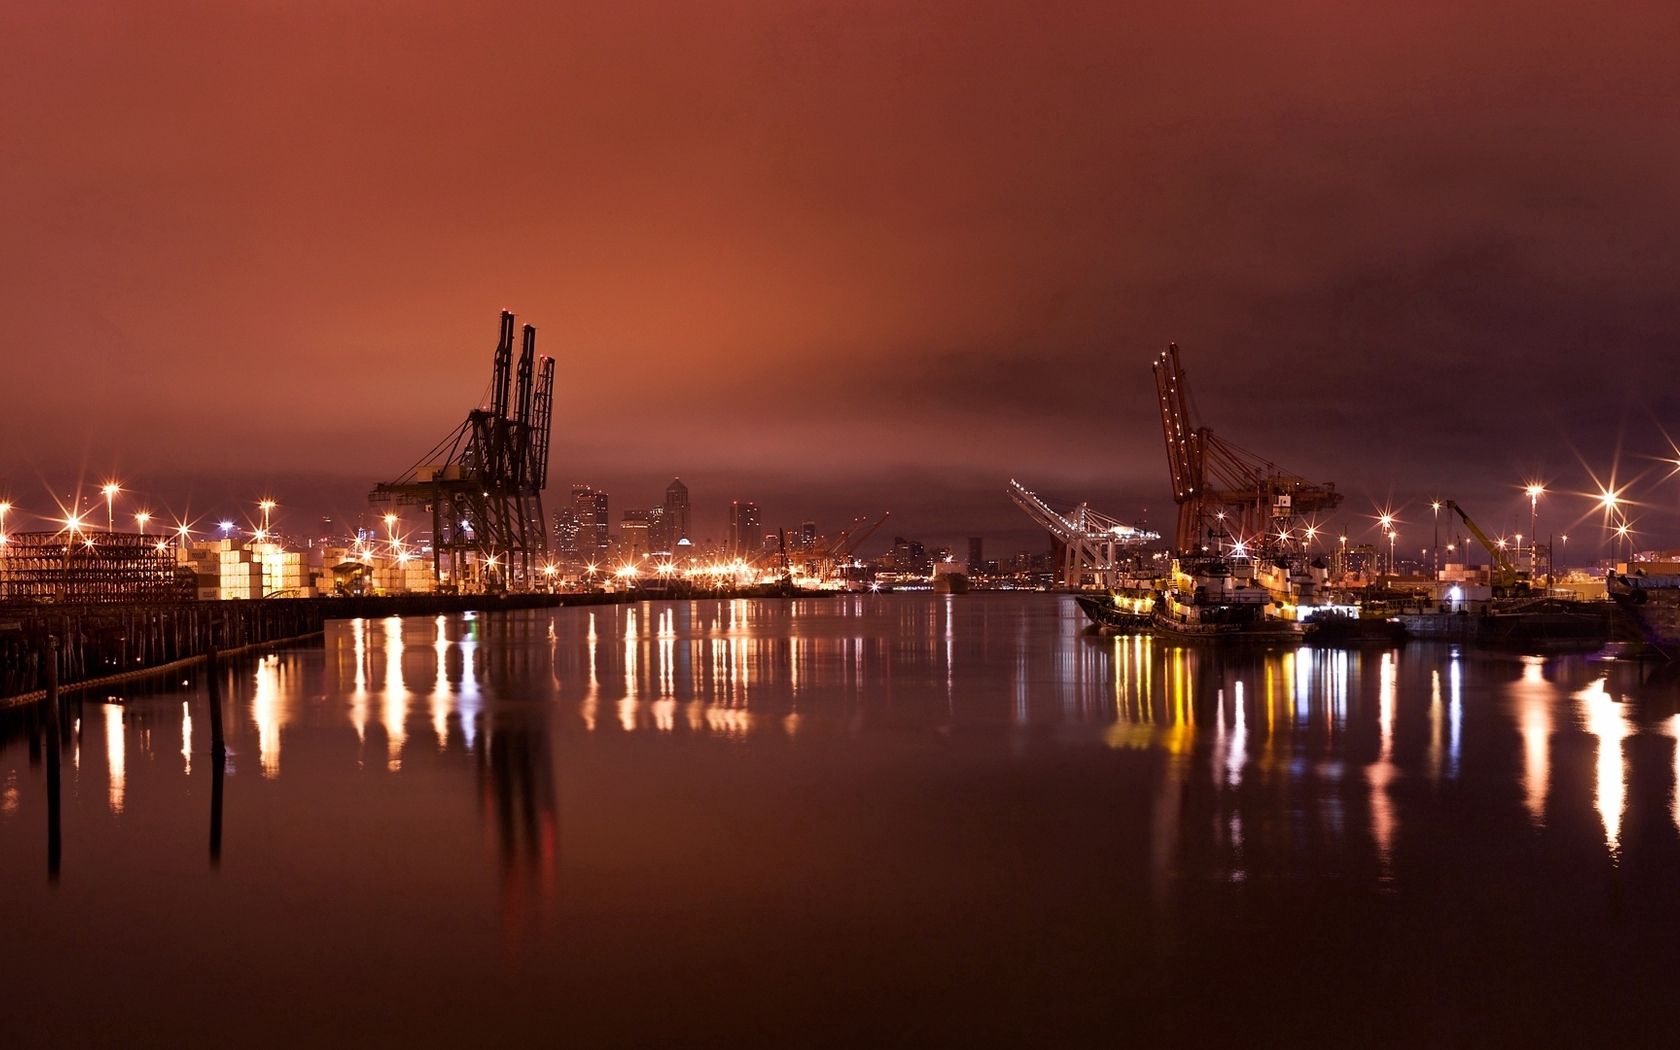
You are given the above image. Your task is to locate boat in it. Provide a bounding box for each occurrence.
[1074,591,1155,632]
[931,562,970,594]
[1401,596,1610,649]
[1300,609,1406,646]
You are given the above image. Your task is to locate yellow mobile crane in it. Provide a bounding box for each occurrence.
[1442,500,1530,597]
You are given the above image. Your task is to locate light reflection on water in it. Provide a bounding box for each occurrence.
[8,595,1680,1042]
[27,598,1680,861]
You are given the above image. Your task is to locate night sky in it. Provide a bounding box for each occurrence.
[5,2,1680,554]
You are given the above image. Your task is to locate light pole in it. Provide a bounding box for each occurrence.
[1525,483,1543,576]
[134,511,150,537]
[1616,522,1631,566]
[102,482,120,533]
[1598,488,1620,569]
[0,499,10,544]
[259,499,276,537]
[1431,500,1441,575]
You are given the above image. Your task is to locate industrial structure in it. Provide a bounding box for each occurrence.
[0,531,185,603]
[371,310,556,590]
[1007,480,1160,588]
[1153,343,1341,554]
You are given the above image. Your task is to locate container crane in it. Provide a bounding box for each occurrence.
[1153,343,1342,555]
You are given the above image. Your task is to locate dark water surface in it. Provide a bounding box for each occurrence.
[5,594,1680,1046]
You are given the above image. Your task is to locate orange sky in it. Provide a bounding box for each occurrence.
[5,2,1680,547]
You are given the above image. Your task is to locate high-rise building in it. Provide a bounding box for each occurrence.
[552,507,581,561]
[662,478,691,549]
[800,520,817,551]
[619,509,651,560]
[728,500,760,557]
[967,537,984,573]
[571,484,610,562]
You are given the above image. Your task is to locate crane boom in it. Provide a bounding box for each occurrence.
[1443,500,1516,575]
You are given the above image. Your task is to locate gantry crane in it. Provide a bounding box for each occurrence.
[1153,343,1342,555]
[1007,479,1160,588]
[370,310,556,590]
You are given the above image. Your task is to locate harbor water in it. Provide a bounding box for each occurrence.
[4,593,1680,1045]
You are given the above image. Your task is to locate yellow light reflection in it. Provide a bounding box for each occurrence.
[253,653,282,778]
[382,616,407,771]
[1669,714,1680,835]
[430,615,450,750]
[1225,681,1247,788]
[181,700,193,776]
[104,703,125,814]
[350,618,369,746]
[581,612,599,732]
[1516,657,1551,828]
[1577,676,1630,860]
[1427,669,1443,783]
[1367,652,1398,873]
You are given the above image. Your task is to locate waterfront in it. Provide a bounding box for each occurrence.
[4,593,1680,1045]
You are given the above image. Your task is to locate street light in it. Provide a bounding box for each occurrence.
[0,500,10,546]
[1615,523,1632,566]
[1525,483,1544,575]
[102,482,121,532]
[134,511,150,536]
[1430,500,1441,573]
[259,499,276,534]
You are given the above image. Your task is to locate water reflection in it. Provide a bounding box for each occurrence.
[103,703,124,814]
[1516,656,1552,827]
[11,597,1680,906]
[1577,676,1631,859]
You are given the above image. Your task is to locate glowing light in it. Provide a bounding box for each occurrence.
[1578,676,1630,859]
[104,702,125,814]
[1598,488,1621,511]
[219,520,235,534]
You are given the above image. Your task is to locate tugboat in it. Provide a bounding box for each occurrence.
[1148,554,1300,640]
[1074,586,1157,632]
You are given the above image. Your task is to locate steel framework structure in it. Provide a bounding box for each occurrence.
[1152,343,1341,555]
[0,531,185,603]
[1007,479,1161,588]
[371,311,556,590]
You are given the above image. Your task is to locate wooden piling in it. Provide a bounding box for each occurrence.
[206,645,225,753]
[45,635,61,882]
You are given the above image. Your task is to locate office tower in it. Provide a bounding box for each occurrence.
[663,478,691,548]
[728,500,760,557]
[572,484,610,561]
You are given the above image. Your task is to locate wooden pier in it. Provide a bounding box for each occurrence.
[0,594,568,708]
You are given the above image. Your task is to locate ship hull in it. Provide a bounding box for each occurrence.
[1607,573,1680,651]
